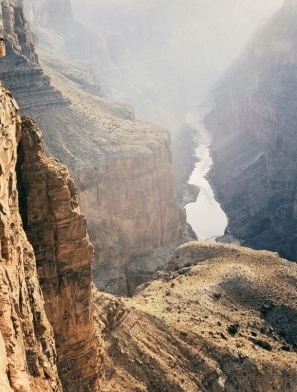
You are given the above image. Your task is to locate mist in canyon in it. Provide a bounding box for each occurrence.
[22,0,289,252]
[69,0,283,122]
[67,0,284,240]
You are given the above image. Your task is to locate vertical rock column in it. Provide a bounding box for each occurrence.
[17,117,104,392]
[0,85,62,392]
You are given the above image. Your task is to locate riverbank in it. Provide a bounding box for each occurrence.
[184,106,228,241]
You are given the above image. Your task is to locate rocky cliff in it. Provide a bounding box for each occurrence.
[17,116,104,391]
[205,0,297,260]
[0,84,62,392]
[0,0,187,296]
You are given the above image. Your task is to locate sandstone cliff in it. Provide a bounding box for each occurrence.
[0,84,62,392]
[0,0,187,296]
[99,242,297,391]
[17,116,104,391]
[205,0,297,260]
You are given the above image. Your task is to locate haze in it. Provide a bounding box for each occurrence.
[70,0,284,124]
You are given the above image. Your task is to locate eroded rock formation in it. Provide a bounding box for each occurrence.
[0,85,62,392]
[205,0,297,260]
[17,117,104,391]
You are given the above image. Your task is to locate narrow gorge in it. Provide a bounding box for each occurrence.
[184,105,228,242]
[205,0,297,261]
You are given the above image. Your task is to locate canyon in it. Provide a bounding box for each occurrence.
[206,0,297,261]
[1,88,297,390]
[1,0,297,391]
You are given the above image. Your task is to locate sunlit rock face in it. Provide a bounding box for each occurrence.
[206,0,297,261]
[17,117,104,391]
[0,84,62,392]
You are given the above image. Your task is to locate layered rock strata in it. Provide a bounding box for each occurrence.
[205,0,297,260]
[17,116,104,391]
[0,85,62,391]
[0,0,66,111]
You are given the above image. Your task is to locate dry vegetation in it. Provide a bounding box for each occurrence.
[95,242,297,391]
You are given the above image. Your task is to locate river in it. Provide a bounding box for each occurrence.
[185,105,228,241]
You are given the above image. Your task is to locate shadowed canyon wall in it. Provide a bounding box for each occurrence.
[206,0,297,261]
[0,0,186,295]
[75,143,187,295]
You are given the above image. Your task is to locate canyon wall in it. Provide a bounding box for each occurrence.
[75,142,187,295]
[0,0,186,295]
[205,0,297,260]
[17,116,104,391]
[0,84,62,392]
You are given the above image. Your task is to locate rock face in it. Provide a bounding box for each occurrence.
[0,85,62,391]
[17,117,104,391]
[205,0,297,260]
[99,242,297,391]
[75,137,187,295]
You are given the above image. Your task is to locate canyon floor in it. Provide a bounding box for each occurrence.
[96,242,297,392]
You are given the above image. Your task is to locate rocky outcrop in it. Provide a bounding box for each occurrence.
[100,241,297,391]
[17,117,104,391]
[0,85,62,391]
[205,0,297,260]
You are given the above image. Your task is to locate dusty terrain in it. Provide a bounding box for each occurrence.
[97,242,297,391]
